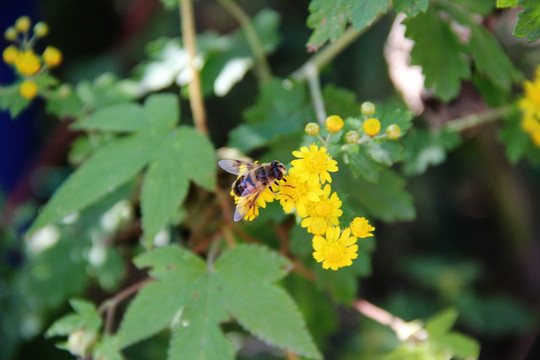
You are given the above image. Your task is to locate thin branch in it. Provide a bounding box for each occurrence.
[179,0,208,135]
[216,0,272,83]
[98,277,155,334]
[443,106,512,133]
[305,63,327,125]
[291,19,382,82]
[354,299,427,342]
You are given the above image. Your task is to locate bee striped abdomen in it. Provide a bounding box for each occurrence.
[233,172,257,196]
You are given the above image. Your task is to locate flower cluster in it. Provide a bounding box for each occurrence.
[2,16,62,100]
[519,66,540,147]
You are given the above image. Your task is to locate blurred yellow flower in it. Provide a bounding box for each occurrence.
[43,46,62,67]
[15,49,41,75]
[350,217,375,238]
[325,115,344,134]
[363,118,381,137]
[312,226,358,271]
[3,45,19,64]
[20,80,38,99]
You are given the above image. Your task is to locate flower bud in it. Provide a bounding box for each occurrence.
[33,22,49,37]
[20,80,38,99]
[305,122,320,136]
[361,101,375,117]
[4,27,17,41]
[43,46,62,67]
[15,16,31,32]
[3,45,19,64]
[344,130,359,144]
[325,115,344,134]
[386,124,401,139]
[363,118,381,137]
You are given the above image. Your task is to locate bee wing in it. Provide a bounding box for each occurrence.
[234,185,266,222]
[218,160,257,176]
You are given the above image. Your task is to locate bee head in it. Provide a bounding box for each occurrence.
[271,161,287,180]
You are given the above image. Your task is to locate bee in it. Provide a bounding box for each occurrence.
[218,159,287,222]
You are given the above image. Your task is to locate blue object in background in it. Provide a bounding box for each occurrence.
[0,0,39,195]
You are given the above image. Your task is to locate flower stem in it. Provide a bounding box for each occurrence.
[305,63,327,126]
[216,0,272,83]
[179,0,208,135]
[443,106,512,133]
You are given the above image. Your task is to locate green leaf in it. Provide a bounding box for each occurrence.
[29,134,155,234]
[47,299,102,337]
[323,84,361,119]
[141,131,190,247]
[404,7,471,101]
[215,245,321,359]
[307,0,389,50]
[93,337,123,360]
[439,333,480,358]
[45,86,84,118]
[450,0,494,15]
[143,93,180,131]
[499,108,533,163]
[425,308,459,339]
[343,145,384,183]
[118,245,320,359]
[0,82,31,118]
[342,169,415,222]
[374,100,414,134]
[392,0,429,16]
[402,129,461,176]
[71,103,149,132]
[229,79,312,152]
[176,126,216,190]
[497,0,518,7]
[514,0,540,42]
[469,24,520,90]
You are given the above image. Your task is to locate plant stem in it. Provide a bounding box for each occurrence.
[443,106,512,133]
[353,299,427,342]
[98,277,155,334]
[305,63,327,126]
[291,20,381,82]
[216,0,272,83]
[179,0,208,135]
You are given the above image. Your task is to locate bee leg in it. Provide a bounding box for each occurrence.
[269,186,274,192]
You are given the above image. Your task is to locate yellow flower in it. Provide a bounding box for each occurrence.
[325,115,344,134]
[305,122,320,136]
[386,124,401,139]
[350,217,375,238]
[15,16,31,33]
[301,184,342,235]
[43,46,62,67]
[312,226,358,271]
[232,186,274,221]
[15,49,41,75]
[276,172,323,217]
[290,144,338,186]
[519,66,540,147]
[361,101,376,116]
[363,118,381,137]
[20,80,38,99]
[3,45,19,64]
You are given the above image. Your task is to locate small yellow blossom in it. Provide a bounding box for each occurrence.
[312,226,358,271]
[305,122,320,136]
[361,101,376,116]
[276,172,323,217]
[363,118,381,137]
[33,22,49,37]
[4,27,17,41]
[15,49,41,75]
[290,144,338,186]
[350,217,375,238]
[15,16,31,33]
[3,45,19,64]
[345,130,359,144]
[43,46,62,67]
[301,184,342,235]
[20,80,38,99]
[386,124,401,139]
[325,115,344,134]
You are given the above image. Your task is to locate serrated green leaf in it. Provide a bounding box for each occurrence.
[29,134,155,234]
[469,24,520,90]
[499,108,532,163]
[216,245,321,359]
[71,103,149,132]
[141,132,190,248]
[134,245,206,278]
[392,0,429,16]
[374,100,414,134]
[425,308,459,339]
[439,333,480,358]
[176,126,216,190]
[404,8,471,101]
[307,0,389,50]
[93,336,122,360]
[497,0,518,7]
[343,146,383,182]
[229,79,311,152]
[47,299,101,337]
[366,142,393,166]
[402,129,461,176]
[514,0,540,41]
[342,169,415,222]
[0,82,31,118]
[143,93,179,130]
